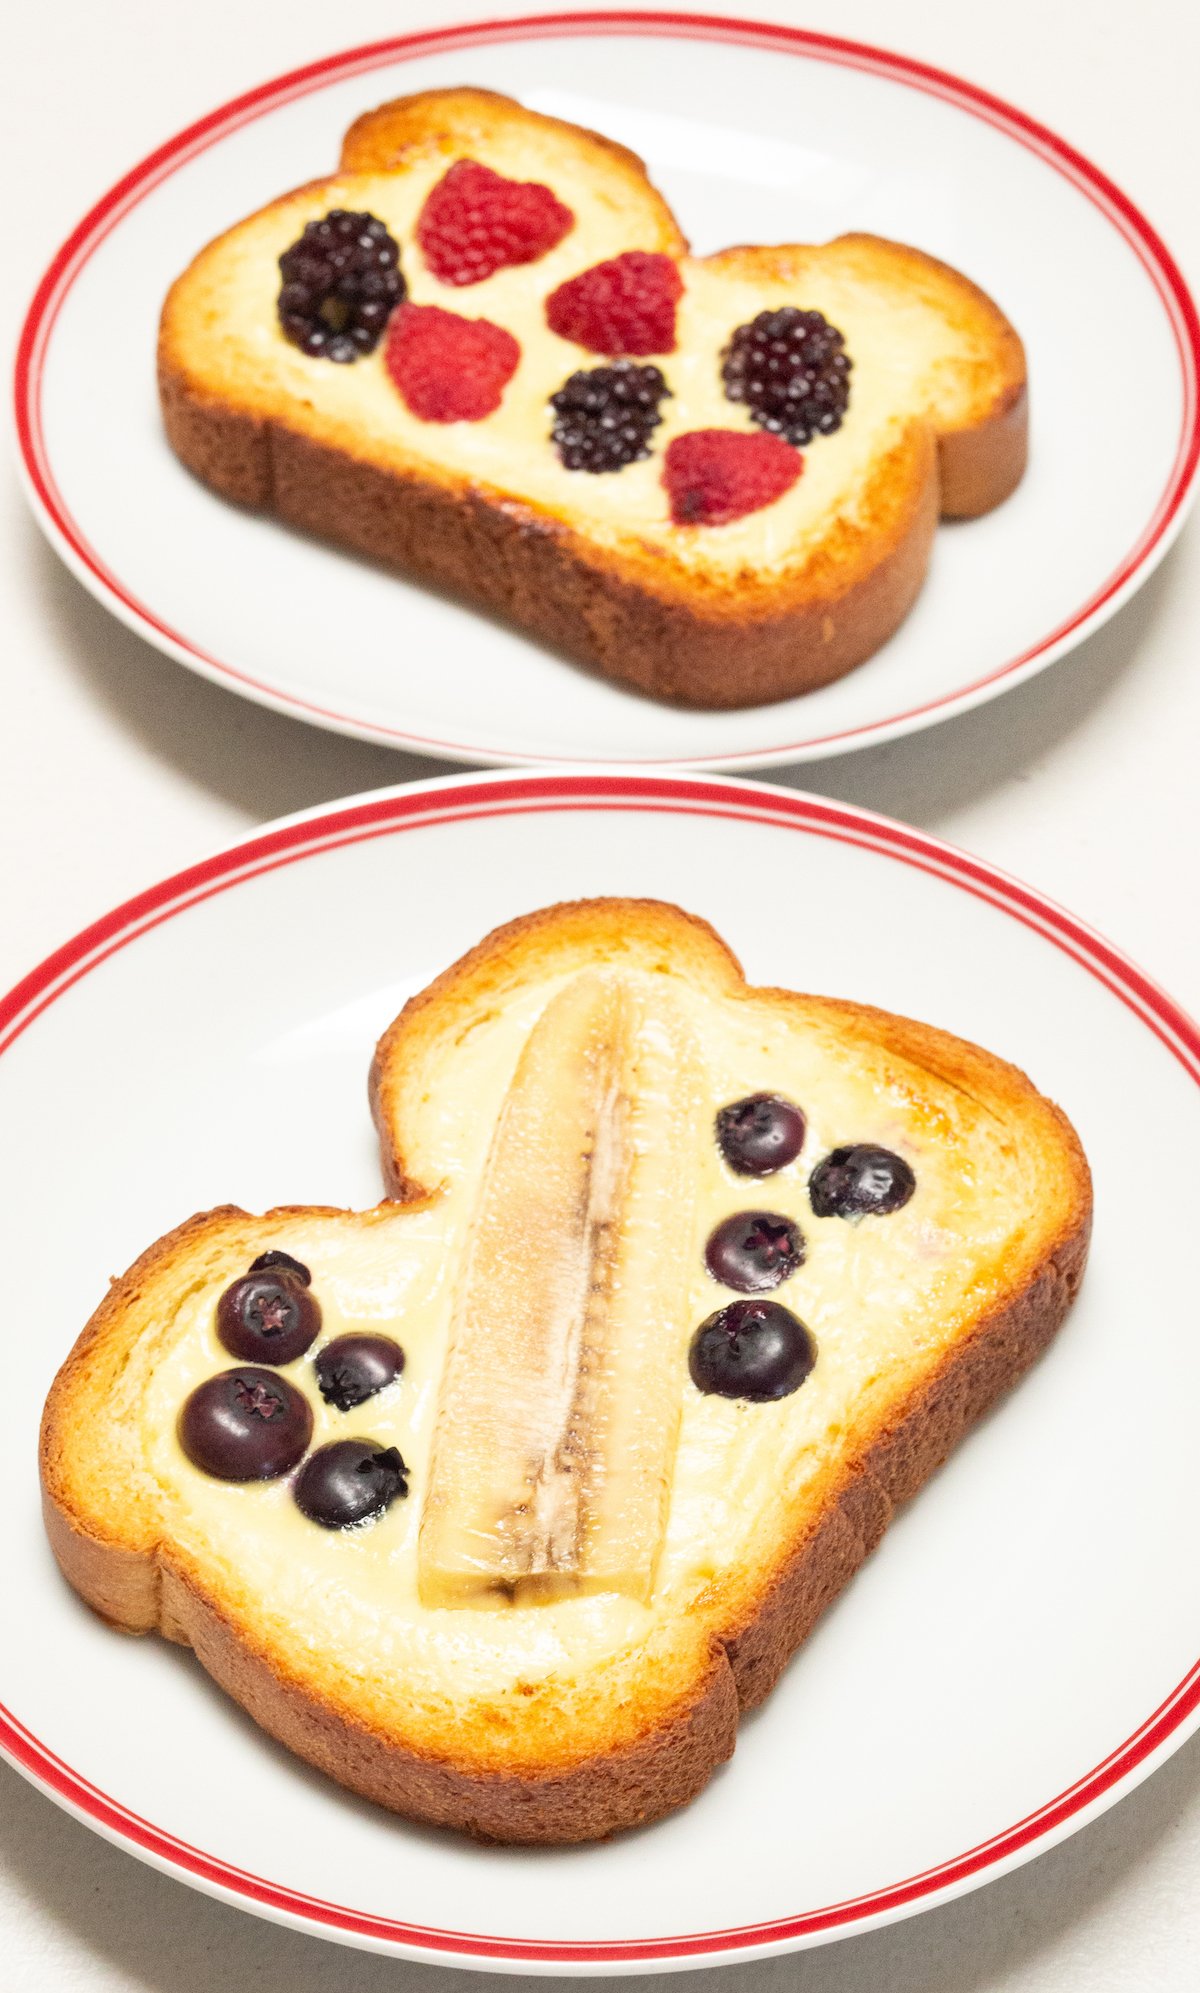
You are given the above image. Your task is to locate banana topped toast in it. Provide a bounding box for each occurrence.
[41,902,1089,1843]
[160,88,1027,709]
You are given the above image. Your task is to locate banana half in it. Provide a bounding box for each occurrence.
[418,971,706,1608]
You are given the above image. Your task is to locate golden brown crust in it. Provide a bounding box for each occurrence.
[148,1567,741,1842]
[939,378,1028,518]
[157,90,1027,711]
[159,367,271,509]
[158,385,939,707]
[339,88,688,239]
[42,899,1090,1842]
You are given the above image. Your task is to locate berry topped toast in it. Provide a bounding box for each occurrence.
[41,901,1089,1844]
[159,89,1027,709]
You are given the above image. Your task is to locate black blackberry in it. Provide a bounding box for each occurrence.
[277,209,405,363]
[549,361,671,472]
[721,307,851,446]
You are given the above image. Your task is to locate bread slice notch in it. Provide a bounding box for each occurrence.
[43,900,1089,1844]
[159,87,1027,710]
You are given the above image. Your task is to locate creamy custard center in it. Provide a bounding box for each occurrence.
[139,971,1027,1711]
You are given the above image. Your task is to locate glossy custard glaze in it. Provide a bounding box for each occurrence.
[177,130,991,573]
[139,967,1031,1733]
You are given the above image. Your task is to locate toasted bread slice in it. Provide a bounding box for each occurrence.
[159,88,1026,709]
[41,902,1088,1843]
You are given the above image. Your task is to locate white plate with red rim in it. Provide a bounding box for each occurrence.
[14,10,1200,771]
[3,766,1200,1973]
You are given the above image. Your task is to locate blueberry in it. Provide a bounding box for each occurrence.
[689,1300,816,1401]
[178,1367,313,1481]
[808,1145,916,1219]
[294,1439,409,1529]
[705,1210,804,1292]
[248,1249,312,1286]
[216,1269,320,1365]
[314,1334,405,1412]
[715,1093,806,1177]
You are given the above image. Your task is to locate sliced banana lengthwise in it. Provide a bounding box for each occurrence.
[418,970,706,1609]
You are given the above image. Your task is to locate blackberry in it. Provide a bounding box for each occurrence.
[278,209,405,363]
[549,361,671,472]
[721,307,851,446]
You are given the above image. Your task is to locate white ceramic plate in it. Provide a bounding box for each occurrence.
[3,768,1200,1973]
[15,13,1200,770]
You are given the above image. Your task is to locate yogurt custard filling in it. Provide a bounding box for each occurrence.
[139,965,1015,1711]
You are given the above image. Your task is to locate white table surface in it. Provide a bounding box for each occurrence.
[5,0,1199,1985]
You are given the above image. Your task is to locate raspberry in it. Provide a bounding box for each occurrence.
[663,430,802,526]
[722,307,851,445]
[277,209,405,363]
[546,252,683,355]
[385,305,520,422]
[416,159,574,286]
[550,362,671,472]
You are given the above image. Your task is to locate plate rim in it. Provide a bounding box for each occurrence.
[13,7,1200,772]
[4,764,1200,1972]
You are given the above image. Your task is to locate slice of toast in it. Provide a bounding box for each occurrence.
[159,88,1027,709]
[41,902,1088,1843]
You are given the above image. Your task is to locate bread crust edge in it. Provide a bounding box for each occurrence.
[158,355,944,710]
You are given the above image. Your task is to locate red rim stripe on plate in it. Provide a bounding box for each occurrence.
[3,769,1200,1962]
[13,11,1200,765]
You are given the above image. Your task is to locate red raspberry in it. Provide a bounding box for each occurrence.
[545,251,683,355]
[385,304,520,422]
[663,430,802,526]
[416,159,573,286]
